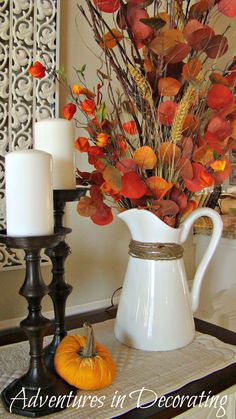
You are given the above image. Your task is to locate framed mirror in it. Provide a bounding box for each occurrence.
[0,0,60,269]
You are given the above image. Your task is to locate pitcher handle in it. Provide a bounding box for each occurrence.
[180,208,223,312]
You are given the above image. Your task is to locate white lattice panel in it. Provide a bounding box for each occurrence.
[0,0,60,269]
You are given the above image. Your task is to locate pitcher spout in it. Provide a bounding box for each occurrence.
[117,208,180,242]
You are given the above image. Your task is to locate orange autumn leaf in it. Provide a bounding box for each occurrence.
[210,72,229,86]
[100,29,123,49]
[159,142,181,164]
[210,159,227,172]
[77,196,97,217]
[144,58,155,73]
[146,176,173,199]
[193,144,214,166]
[149,29,184,55]
[181,200,198,220]
[158,77,181,97]
[182,58,202,80]
[102,166,121,192]
[183,114,199,134]
[133,146,157,170]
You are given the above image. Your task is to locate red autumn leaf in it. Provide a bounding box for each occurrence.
[164,43,190,64]
[133,146,157,169]
[91,204,113,226]
[152,199,179,217]
[187,26,214,51]
[158,77,181,96]
[74,137,89,152]
[76,170,104,186]
[218,0,236,17]
[28,61,46,78]
[180,136,193,158]
[157,101,178,125]
[205,35,228,59]
[146,176,173,199]
[207,84,233,110]
[63,103,77,120]
[176,157,193,179]
[131,10,153,41]
[121,172,147,199]
[123,121,138,135]
[116,159,137,174]
[184,162,214,192]
[207,116,232,140]
[170,187,188,211]
[90,185,104,207]
[205,131,224,155]
[88,155,106,172]
[183,19,204,43]
[88,146,104,158]
[93,0,120,13]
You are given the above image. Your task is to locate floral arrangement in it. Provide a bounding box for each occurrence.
[29,0,236,227]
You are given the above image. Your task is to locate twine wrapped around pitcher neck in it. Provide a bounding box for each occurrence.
[129,240,184,260]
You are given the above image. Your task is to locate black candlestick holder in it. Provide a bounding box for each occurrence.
[0,229,76,417]
[44,188,87,371]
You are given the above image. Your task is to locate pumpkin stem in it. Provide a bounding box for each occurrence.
[81,322,96,358]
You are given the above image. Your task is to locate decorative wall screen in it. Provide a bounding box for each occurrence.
[0,0,60,269]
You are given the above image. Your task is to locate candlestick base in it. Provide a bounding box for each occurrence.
[2,375,75,417]
[0,229,76,417]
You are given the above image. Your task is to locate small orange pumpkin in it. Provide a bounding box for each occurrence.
[54,322,116,390]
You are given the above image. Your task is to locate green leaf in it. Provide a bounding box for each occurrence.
[213,150,219,160]
[96,102,107,123]
[75,64,86,78]
[140,17,166,30]
[56,66,67,81]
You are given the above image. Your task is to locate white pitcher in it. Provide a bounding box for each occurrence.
[114,208,223,351]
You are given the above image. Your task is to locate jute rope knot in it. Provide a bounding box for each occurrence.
[129,240,184,260]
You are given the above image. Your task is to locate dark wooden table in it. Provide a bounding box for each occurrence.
[0,308,235,418]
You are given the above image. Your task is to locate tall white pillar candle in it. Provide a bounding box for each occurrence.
[5,150,54,236]
[34,118,76,189]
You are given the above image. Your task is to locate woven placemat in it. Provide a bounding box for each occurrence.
[0,319,235,418]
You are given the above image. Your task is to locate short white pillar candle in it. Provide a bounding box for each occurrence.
[34,118,76,190]
[5,149,54,236]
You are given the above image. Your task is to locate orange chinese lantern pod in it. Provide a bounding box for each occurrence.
[28,61,46,78]
[54,323,116,390]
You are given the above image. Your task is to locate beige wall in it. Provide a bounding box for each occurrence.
[0,0,196,326]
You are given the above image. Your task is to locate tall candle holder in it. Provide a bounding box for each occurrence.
[0,229,76,417]
[44,188,87,370]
